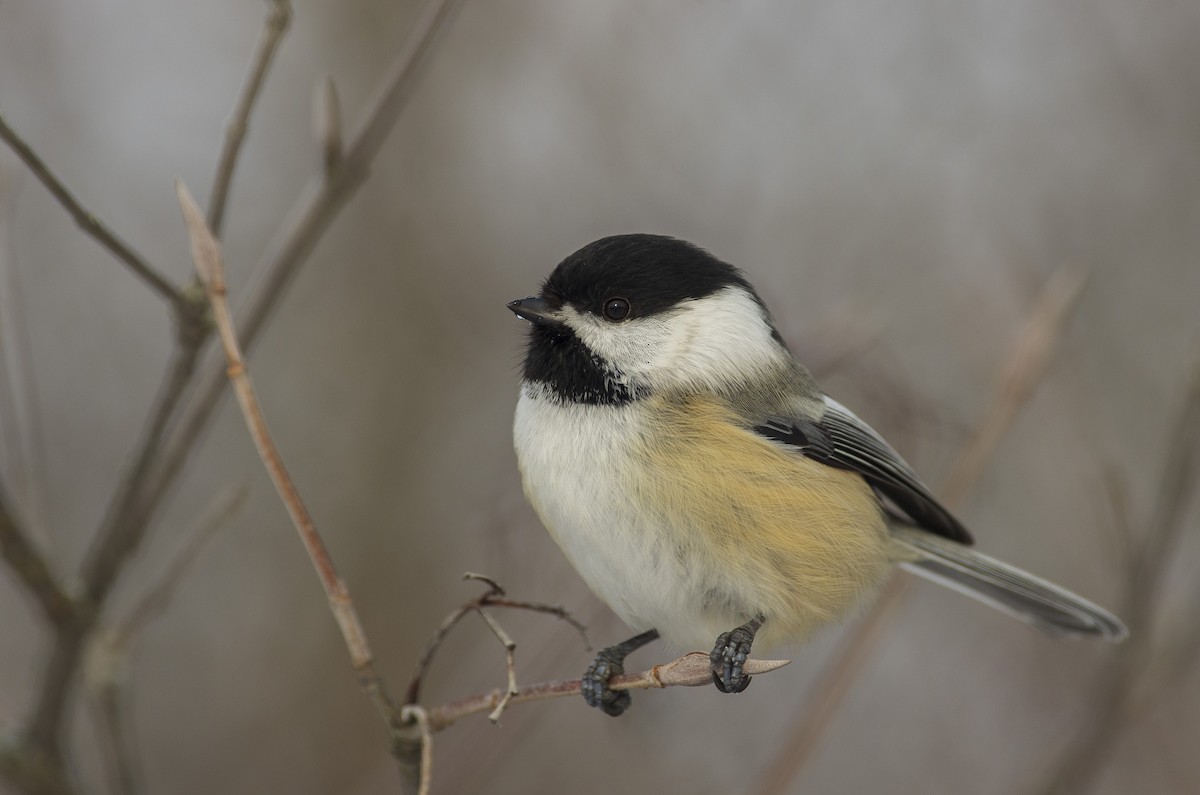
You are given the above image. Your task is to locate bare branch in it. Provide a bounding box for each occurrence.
[0,112,183,308]
[81,485,246,795]
[207,0,293,236]
[475,608,519,724]
[132,0,469,616]
[426,652,791,733]
[399,706,433,795]
[81,311,207,605]
[757,261,1091,795]
[0,481,74,627]
[87,673,141,795]
[940,262,1089,505]
[177,175,397,719]
[6,4,464,790]
[405,573,590,706]
[483,597,591,649]
[314,76,343,174]
[1037,353,1200,794]
[112,484,248,648]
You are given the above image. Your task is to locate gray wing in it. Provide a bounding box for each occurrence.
[755,395,973,545]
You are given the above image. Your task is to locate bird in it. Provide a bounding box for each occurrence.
[508,234,1126,717]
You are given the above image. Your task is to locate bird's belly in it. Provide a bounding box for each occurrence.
[513,391,893,650]
[514,391,706,644]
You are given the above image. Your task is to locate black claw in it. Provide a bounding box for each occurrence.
[581,629,659,717]
[709,614,765,695]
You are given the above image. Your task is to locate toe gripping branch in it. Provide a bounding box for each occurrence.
[711,613,765,694]
[581,628,660,717]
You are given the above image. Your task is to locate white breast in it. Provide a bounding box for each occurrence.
[513,385,720,647]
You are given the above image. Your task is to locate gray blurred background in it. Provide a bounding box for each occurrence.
[1,1,1198,793]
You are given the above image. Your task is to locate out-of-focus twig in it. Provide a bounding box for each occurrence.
[1037,353,1200,794]
[0,112,182,308]
[207,0,292,236]
[756,262,1091,795]
[314,77,343,174]
[405,572,590,706]
[115,484,249,649]
[6,7,464,791]
[87,680,139,795]
[0,173,52,552]
[0,482,73,627]
[940,262,1089,504]
[134,0,469,607]
[84,483,247,795]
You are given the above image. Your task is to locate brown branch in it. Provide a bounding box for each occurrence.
[756,262,1091,795]
[16,294,209,772]
[405,573,590,706]
[1036,353,1200,794]
[425,653,791,733]
[13,5,465,780]
[178,178,394,714]
[314,76,343,174]
[207,0,292,236]
[112,484,248,648]
[0,481,73,627]
[6,5,466,793]
[132,0,469,596]
[87,677,140,795]
[0,112,183,308]
[81,317,207,605]
[398,706,433,795]
[82,484,246,795]
[940,262,1089,504]
[475,608,519,724]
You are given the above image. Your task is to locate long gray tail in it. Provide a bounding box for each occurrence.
[890,525,1128,642]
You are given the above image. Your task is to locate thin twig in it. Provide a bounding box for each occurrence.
[756,262,1091,795]
[1037,354,1200,794]
[6,4,464,790]
[314,76,343,174]
[399,706,433,795]
[112,484,249,648]
[19,0,295,764]
[0,214,54,551]
[0,112,183,308]
[476,608,519,724]
[81,313,207,606]
[178,178,395,715]
[425,652,791,733]
[82,485,247,795]
[407,603,479,705]
[0,481,74,627]
[405,573,590,706]
[207,0,292,236]
[21,300,209,764]
[132,0,469,613]
[87,675,140,795]
[940,263,1089,504]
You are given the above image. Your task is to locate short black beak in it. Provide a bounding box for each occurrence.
[507,296,564,327]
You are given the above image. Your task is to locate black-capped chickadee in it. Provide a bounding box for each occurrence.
[509,234,1126,717]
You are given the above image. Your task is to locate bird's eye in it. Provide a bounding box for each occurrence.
[602,297,630,321]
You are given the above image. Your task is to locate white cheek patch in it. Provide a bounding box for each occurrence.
[563,286,785,393]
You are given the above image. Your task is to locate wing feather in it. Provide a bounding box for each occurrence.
[754,396,972,544]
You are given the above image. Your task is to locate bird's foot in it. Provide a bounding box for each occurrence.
[581,629,659,717]
[710,614,765,694]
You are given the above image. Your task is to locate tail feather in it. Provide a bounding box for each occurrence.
[891,525,1128,643]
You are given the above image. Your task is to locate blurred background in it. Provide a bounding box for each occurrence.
[1,1,1198,793]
